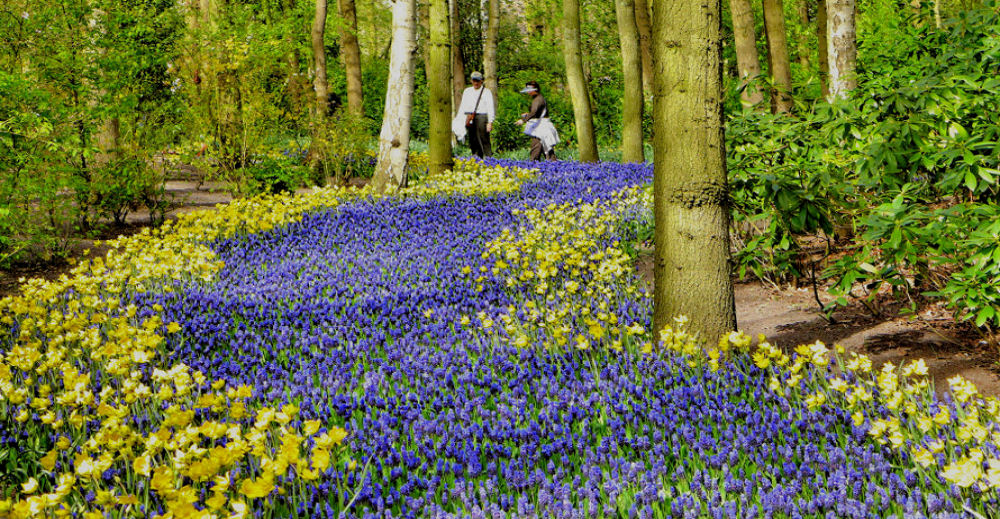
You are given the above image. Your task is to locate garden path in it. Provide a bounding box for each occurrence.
[636,252,1000,396]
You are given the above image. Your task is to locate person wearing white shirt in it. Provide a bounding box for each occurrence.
[452,71,495,157]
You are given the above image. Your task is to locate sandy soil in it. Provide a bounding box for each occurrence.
[635,251,1000,396]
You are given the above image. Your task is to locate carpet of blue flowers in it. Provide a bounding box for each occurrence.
[2,159,998,518]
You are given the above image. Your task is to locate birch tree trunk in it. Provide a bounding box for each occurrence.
[312,0,330,121]
[483,0,500,103]
[429,0,453,175]
[827,0,857,99]
[373,0,417,191]
[729,0,764,109]
[562,0,598,163]
[339,0,365,117]
[450,0,465,111]
[651,0,737,342]
[634,0,654,97]
[762,0,793,113]
[615,0,645,163]
[796,0,811,71]
[817,0,828,95]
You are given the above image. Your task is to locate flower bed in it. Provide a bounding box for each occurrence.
[1,159,997,518]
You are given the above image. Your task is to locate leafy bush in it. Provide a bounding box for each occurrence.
[728,0,1000,328]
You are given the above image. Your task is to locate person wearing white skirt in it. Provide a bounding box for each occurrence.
[515,81,558,161]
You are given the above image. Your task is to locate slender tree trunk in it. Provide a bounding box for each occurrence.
[200,0,213,24]
[729,0,764,109]
[450,0,465,111]
[429,0,453,175]
[340,0,365,117]
[95,118,120,166]
[562,0,598,163]
[374,0,417,191]
[483,0,500,103]
[313,0,330,120]
[651,0,736,342]
[796,0,811,71]
[827,0,857,99]
[634,0,654,97]
[762,0,793,113]
[615,0,644,163]
[934,0,942,28]
[817,0,828,95]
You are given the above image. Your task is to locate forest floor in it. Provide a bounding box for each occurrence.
[4,179,999,396]
[635,252,1000,396]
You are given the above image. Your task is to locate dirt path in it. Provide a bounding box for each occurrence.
[635,250,1000,396]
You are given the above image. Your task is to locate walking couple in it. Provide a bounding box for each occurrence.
[451,72,559,161]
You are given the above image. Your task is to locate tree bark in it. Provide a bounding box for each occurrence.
[429,0,453,175]
[450,0,465,113]
[817,0,828,96]
[483,0,500,104]
[762,0,793,113]
[796,0,811,71]
[615,0,645,163]
[313,0,330,120]
[729,0,764,109]
[339,0,365,117]
[95,118,120,166]
[633,0,654,97]
[562,0,598,163]
[373,0,417,191]
[827,0,857,99]
[651,0,737,342]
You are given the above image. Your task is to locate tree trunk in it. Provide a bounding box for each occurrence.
[796,0,811,71]
[651,0,737,342]
[562,0,598,163]
[313,0,330,120]
[817,0,828,96]
[762,0,793,113]
[373,0,417,191]
[634,0,654,97]
[429,0,453,175]
[827,0,857,99]
[483,0,500,103]
[615,0,645,163]
[95,117,120,166]
[340,0,365,117]
[729,0,764,109]
[450,0,465,112]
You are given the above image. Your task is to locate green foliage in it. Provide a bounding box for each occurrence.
[729,0,1000,328]
[88,156,167,224]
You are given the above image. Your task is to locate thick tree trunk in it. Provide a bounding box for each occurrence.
[827,0,857,99]
[339,0,364,117]
[450,0,465,111]
[651,0,737,342]
[483,0,500,103]
[762,0,793,113]
[373,0,417,191]
[313,0,330,120]
[729,0,764,109]
[796,0,811,71]
[817,0,828,95]
[429,0,453,175]
[615,0,645,163]
[562,0,598,163]
[633,0,654,97]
